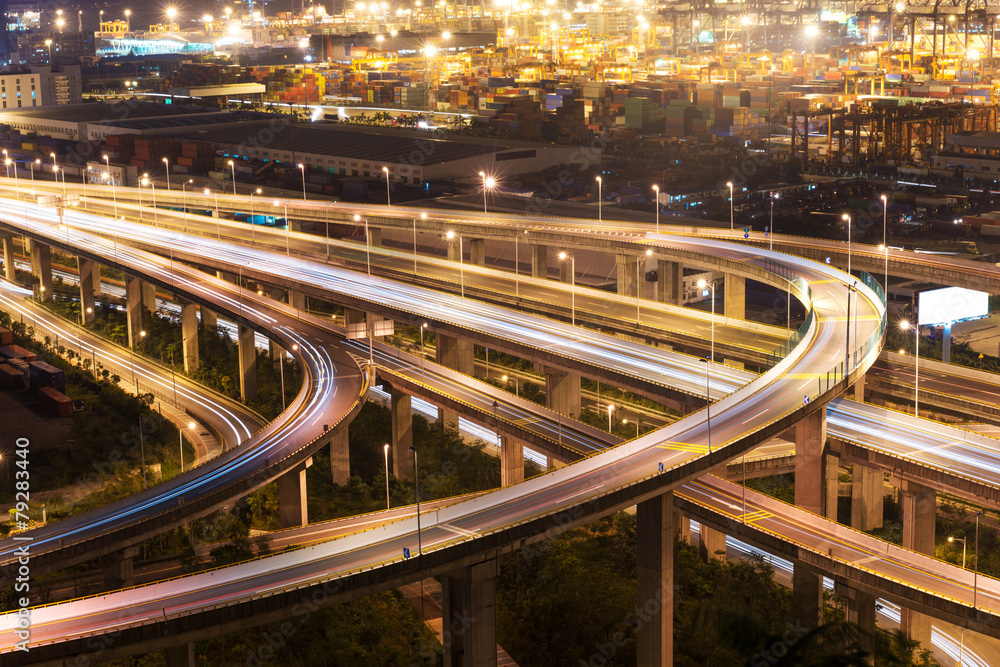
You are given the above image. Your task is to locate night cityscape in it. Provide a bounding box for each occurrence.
[0,0,998,664]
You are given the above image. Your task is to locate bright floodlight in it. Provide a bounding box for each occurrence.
[842,213,850,220]
[899,320,912,331]
[485,177,496,188]
[446,230,455,239]
[805,24,819,37]
[740,15,751,25]
[203,14,212,22]
[558,251,567,260]
[697,279,707,289]
[442,30,451,39]
[166,7,177,18]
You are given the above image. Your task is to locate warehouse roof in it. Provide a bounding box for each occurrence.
[166,121,498,165]
[0,100,223,124]
[101,111,274,131]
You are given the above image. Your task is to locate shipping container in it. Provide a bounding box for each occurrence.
[29,360,65,391]
[0,345,37,362]
[0,326,11,345]
[0,363,25,390]
[38,386,72,418]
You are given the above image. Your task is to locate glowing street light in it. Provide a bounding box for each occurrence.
[726,181,734,230]
[479,171,496,214]
[446,230,465,298]
[841,213,852,276]
[652,184,659,233]
[382,166,391,207]
[356,213,371,274]
[899,320,919,416]
[297,163,307,200]
[595,175,602,223]
[698,278,716,451]
[227,159,237,195]
[880,194,889,289]
[558,251,575,325]
[383,443,391,510]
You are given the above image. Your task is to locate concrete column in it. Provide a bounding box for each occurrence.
[616,254,640,297]
[544,369,581,417]
[675,511,691,543]
[91,262,102,297]
[1,235,14,281]
[237,324,258,402]
[530,244,547,278]
[657,259,683,305]
[793,406,836,519]
[724,273,746,320]
[163,644,195,667]
[851,464,883,532]
[288,290,306,311]
[500,435,523,486]
[636,492,675,666]
[329,427,349,486]
[141,281,156,313]
[436,333,474,375]
[269,339,285,362]
[390,386,414,480]
[901,479,936,555]
[125,277,143,348]
[901,608,932,651]
[368,225,382,247]
[345,307,366,328]
[447,236,461,262]
[78,258,95,325]
[181,301,200,373]
[442,559,497,667]
[792,562,824,630]
[101,546,139,590]
[278,458,312,527]
[469,238,485,266]
[30,240,53,299]
[838,583,877,662]
[699,525,726,562]
[201,306,218,331]
[852,372,866,401]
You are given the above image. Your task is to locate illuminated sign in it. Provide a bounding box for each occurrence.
[918,287,988,326]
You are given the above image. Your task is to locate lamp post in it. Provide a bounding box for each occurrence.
[948,535,968,568]
[501,374,519,397]
[637,248,651,321]
[841,213,852,276]
[274,201,289,255]
[356,213,371,274]
[410,446,422,556]
[607,403,614,431]
[900,319,919,416]
[227,159,237,195]
[130,329,146,386]
[142,174,158,226]
[974,511,983,608]
[622,417,639,438]
[727,181,734,231]
[596,175,602,223]
[161,157,171,194]
[881,194,889,290]
[446,230,465,298]
[102,154,118,219]
[382,166,391,206]
[558,251,575,326]
[698,278,716,451]
[420,322,428,375]
[205,189,221,239]
[769,192,779,250]
[652,184,659,233]
[297,163,307,200]
[249,188,262,242]
[44,39,52,63]
[413,212,427,275]
[479,171,496,213]
[383,443,391,510]
[181,179,194,225]
[513,229,526,298]
[29,159,39,198]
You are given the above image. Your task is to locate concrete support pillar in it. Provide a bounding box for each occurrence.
[368,225,382,247]
[442,559,497,667]
[436,333,474,375]
[675,511,691,543]
[500,435,523,487]
[447,236,461,262]
[141,281,156,313]
[390,386,414,480]
[792,562,824,630]
[30,240,53,299]
[616,254,641,297]
[163,644,195,667]
[636,492,675,666]
[345,307,365,328]
[288,290,306,311]
[837,583,877,662]
[102,546,139,590]
[901,608,932,651]
[125,277,143,348]
[181,301,200,373]
[544,369,581,417]
[78,259,95,325]
[794,406,837,519]
[237,324,258,402]
[901,479,936,555]
[469,238,485,266]
[850,464,884,532]
[530,244,547,278]
[699,525,727,561]
[657,259,683,305]
[201,306,218,331]
[1,235,15,281]
[269,339,285,362]
[91,263,102,297]
[278,458,312,527]
[329,428,349,486]
[852,372,866,401]
[724,274,746,320]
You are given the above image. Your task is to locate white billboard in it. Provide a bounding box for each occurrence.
[918,287,989,326]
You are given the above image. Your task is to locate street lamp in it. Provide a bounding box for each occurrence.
[205,189,220,238]
[227,159,237,195]
[881,194,889,290]
[501,374,519,397]
[841,213,852,276]
[276,200,290,255]
[44,39,52,63]
[974,511,983,608]
[446,230,464,298]
[297,163,307,200]
[948,535,968,568]
[382,166,391,206]
[769,192,779,250]
[726,181,734,231]
[383,443,391,510]
[249,188,263,242]
[410,446,422,556]
[899,320,919,416]
[595,175,602,223]
[698,278,716,451]
[607,403,614,431]
[479,171,496,213]
[622,417,639,438]
[413,212,427,275]
[652,184,659,233]
[179,421,195,473]
[29,159,39,197]
[102,154,118,219]
[420,322,428,374]
[356,213,371,275]
[162,157,171,194]
[558,251,575,326]
[181,179,194,223]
